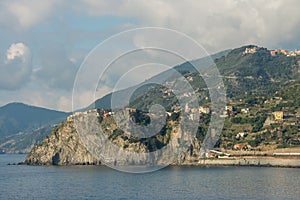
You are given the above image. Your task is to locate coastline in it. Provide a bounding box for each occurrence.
[18,156,300,168]
[180,156,300,168]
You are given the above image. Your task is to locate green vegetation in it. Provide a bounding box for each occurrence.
[94,45,300,152]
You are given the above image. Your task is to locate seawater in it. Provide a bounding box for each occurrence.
[0,154,299,200]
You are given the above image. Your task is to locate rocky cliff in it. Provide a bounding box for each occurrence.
[23,110,198,166]
[24,118,100,165]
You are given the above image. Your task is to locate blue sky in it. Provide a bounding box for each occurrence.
[0,0,300,111]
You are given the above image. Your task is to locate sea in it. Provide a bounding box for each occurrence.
[0,154,299,200]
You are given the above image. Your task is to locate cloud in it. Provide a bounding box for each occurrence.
[2,0,61,29]
[75,0,300,52]
[2,0,300,52]
[1,0,300,111]
[0,42,32,90]
[5,43,28,61]
[34,44,78,91]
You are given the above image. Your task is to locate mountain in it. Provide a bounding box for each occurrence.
[93,45,299,111]
[215,45,299,98]
[128,45,300,111]
[0,102,70,153]
[24,45,300,165]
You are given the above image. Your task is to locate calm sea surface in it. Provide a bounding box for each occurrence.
[0,154,299,200]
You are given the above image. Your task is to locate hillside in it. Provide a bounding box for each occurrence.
[0,103,70,153]
[92,49,231,110]
[216,45,299,99]
[24,45,300,165]
[128,45,300,150]
[93,45,299,111]
[218,81,300,150]
[123,45,300,114]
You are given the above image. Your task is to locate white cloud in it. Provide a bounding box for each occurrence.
[74,0,300,52]
[0,42,32,90]
[5,42,28,62]
[1,0,300,111]
[2,0,300,51]
[4,0,61,29]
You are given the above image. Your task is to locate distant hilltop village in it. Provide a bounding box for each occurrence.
[243,46,300,57]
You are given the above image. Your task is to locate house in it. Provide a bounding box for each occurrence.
[191,108,198,113]
[199,106,210,114]
[67,111,86,121]
[295,50,300,55]
[205,152,218,158]
[183,92,192,97]
[273,111,284,121]
[243,47,258,54]
[241,108,249,114]
[236,132,247,139]
[187,76,193,81]
[270,49,298,57]
[166,112,172,117]
[280,49,290,55]
[233,143,245,150]
[220,111,228,118]
[173,106,181,113]
[103,111,109,118]
[189,113,197,120]
[270,50,278,56]
[206,150,231,158]
[225,106,233,112]
[67,115,73,121]
[163,89,173,96]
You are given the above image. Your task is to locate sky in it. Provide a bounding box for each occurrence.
[0,0,300,112]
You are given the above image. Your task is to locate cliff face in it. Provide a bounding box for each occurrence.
[24,119,100,165]
[24,110,198,166]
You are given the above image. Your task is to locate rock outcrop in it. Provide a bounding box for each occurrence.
[24,119,100,165]
[23,110,196,166]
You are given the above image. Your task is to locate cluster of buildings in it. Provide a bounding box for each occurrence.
[67,111,85,121]
[243,47,259,54]
[270,49,300,57]
[243,46,300,57]
[66,109,99,121]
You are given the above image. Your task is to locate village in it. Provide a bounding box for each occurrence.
[67,75,299,160]
[243,46,300,57]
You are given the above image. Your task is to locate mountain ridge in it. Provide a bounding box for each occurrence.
[0,102,70,153]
